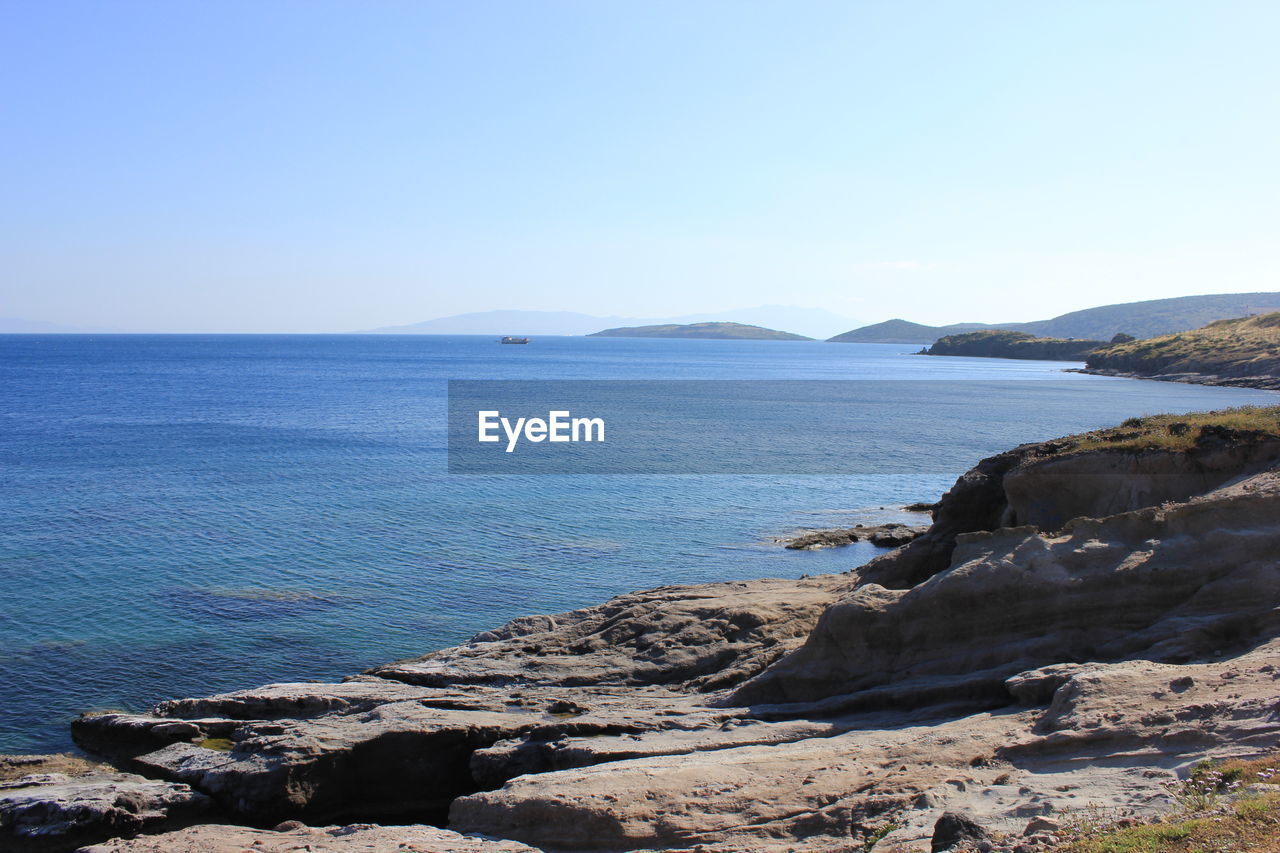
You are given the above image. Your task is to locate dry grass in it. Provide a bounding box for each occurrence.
[1202,754,1280,790]
[1062,793,1280,853]
[0,752,104,782]
[1059,753,1280,853]
[1088,312,1280,378]
[1046,407,1280,455]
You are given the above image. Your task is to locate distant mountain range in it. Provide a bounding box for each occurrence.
[365,305,855,340]
[588,322,812,341]
[12,292,1279,342]
[828,292,1280,344]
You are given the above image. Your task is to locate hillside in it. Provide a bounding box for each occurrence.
[828,291,1280,343]
[1020,292,1280,339]
[1085,312,1280,388]
[827,318,995,344]
[924,329,1105,361]
[587,322,812,341]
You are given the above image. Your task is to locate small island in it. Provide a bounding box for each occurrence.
[922,329,1108,361]
[588,321,812,341]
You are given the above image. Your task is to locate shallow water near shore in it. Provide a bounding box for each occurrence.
[1,334,1274,753]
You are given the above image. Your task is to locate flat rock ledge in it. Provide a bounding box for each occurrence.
[0,767,208,852]
[77,822,539,852]
[12,428,1280,852]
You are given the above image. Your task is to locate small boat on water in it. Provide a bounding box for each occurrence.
[499,336,530,344]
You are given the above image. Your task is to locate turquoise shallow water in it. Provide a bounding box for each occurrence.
[1,334,1274,753]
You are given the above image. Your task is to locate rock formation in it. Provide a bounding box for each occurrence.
[779,522,928,550]
[732,465,1280,709]
[78,822,540,852]
[65,576,855,828]
[5,412,1280,851]
[0,760,208,852]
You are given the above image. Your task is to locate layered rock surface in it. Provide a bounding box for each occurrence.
[733,466,1280,709]
[67,576,855,827]
[779,522,928,550]
[77,822,540,852]
[12,420,1279,851]
[0,761,208,852]
[370,574,855,693]
[452,640,1280,852]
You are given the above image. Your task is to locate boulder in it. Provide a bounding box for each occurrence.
[0,769,208,851]
[780,523,927,550]
[931,811,989,851]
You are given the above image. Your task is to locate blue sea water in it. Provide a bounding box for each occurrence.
[1,334,1275,753]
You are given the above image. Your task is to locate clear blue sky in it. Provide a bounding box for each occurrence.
[2,1,1277,332]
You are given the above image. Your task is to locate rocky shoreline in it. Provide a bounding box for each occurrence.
[922,330,1105,361]
[775,521,930,550]
[4,414,1280,852]
[1078,312,1280,390]
[1071,366,1280,390]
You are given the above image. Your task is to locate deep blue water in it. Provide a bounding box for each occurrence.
[1,334,1274,753]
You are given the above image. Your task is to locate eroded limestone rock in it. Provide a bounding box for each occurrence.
[0,769,208,851]
[54,431,1280,853]
[76,822,540,852]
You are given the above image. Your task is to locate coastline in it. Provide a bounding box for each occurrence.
[5,414,1280,852]
[1070,366,1280,391]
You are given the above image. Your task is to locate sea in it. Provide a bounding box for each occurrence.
[1,334,1275,753]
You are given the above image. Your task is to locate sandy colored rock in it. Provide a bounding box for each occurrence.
[371,574,856,693]
[76,822,541,852]
[732,468,1280,708]
[71,575,853,823]
[0,769,208,850]
[77,684,737,824]
[779,523,928,550]
[0,755,104,783]
[451,641,1280,852]
[54,425,1280,852]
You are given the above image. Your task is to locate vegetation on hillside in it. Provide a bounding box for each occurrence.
[1023,292,1280,340]
[1086,312,1280,383]
[826,292,1280,343]
[924,329,1104,361]
[827,318,994,344]
[1035,407,1280,456]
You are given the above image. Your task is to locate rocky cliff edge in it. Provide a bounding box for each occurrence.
[4,411,1280,852]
